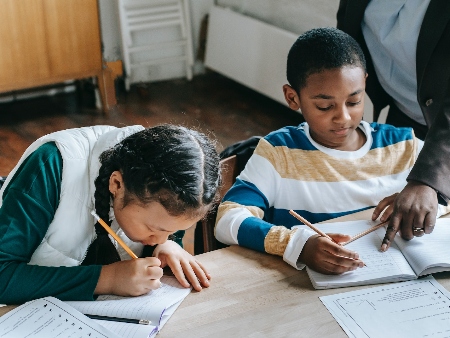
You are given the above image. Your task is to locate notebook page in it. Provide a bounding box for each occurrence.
[0,297,120,338]
[90,297,186,338]
[394,218,450,276]
[66,276,191,338]
[297,220,417,289]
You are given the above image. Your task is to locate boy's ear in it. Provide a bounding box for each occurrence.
[283,84,301,110]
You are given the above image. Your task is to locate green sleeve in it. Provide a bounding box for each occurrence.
[0,143,101,304]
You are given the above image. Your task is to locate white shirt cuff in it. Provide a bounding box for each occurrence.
[283,227,316,270]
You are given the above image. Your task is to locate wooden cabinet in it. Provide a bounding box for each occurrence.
[0,0,115,111]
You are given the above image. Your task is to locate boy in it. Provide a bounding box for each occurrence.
[215,27,447,275]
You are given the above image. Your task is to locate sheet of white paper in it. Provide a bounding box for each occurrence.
[66,276,191,338]
[394,218,450,275]
[297,220,417,289]
[0,297,120,338]
[320,276,450,338]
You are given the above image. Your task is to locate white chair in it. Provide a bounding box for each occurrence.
[118,0,194,90]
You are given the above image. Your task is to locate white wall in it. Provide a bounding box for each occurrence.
[98,0,339,70]
[98,0,378,122]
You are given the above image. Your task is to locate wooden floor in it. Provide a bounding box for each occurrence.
[0,72,304,254]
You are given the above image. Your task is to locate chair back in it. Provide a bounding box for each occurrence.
[194,155,239,254]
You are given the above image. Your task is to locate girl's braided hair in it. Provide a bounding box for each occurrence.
[81,124,221,265]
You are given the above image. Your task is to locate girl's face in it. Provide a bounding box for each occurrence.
[109,172,201,246]
[283,66,367,151]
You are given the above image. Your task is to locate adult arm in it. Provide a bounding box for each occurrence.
[0,143,101,304]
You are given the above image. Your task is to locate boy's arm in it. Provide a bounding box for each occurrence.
[215,141,316,269]
[0,143,101,304]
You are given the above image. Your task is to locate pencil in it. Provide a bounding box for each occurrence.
[85,314,151,325]
[341,219,389,246]
[289,210,369,266]
[91,210,138,259]
[288,210,336,243]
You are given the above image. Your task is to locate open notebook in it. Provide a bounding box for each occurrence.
[296,218,450,289]
[66,275,191,338]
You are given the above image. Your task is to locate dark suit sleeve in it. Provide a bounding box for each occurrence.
[408,95,450,202]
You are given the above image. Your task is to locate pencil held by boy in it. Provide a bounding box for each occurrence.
[215,27,448,275]
[0,124,220,304]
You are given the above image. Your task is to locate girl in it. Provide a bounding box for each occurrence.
[0,124,220,304]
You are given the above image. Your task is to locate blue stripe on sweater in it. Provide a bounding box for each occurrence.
[237,217,272,252]
[273,206,374,226]
[263,122,413,151]
[223,178,270,210]
[370,123,413,150]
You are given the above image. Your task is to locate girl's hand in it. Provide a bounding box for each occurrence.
[95,257,163,296]
[299,234,364,274]
[153,240,211,292]
[372,193,398,222]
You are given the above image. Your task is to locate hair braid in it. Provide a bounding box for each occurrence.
[81,149,121,265]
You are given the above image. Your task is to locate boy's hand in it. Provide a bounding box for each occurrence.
[299,234,364,274]
[153,240,211,292]
[95,257,163,296]
[372,193,398,222]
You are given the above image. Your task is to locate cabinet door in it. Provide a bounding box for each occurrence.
[43,0,102,79]
[0,0,50,92]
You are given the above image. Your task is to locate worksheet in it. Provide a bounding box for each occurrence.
[320,276,450,338]
[0,297,119,338]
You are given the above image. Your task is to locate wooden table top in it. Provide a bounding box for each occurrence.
[2,209,450,337]
[159,209,450,337]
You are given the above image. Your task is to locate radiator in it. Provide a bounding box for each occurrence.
[205,6,297,106]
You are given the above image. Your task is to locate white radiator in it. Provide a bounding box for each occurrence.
[204,5,378,122]
[205,6,297,106]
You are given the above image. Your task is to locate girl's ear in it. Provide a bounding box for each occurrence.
[109,171,124,199]
[283,84,301,110]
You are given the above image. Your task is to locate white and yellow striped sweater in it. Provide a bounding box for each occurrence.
[215,121,447,269]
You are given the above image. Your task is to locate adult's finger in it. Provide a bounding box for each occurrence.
[372,196,393,221]
[381,215,401,251]
[423,212,435,235]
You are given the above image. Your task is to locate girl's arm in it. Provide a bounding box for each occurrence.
[0,143,101,304]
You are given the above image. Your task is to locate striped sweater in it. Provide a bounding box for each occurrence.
[215,121,432,269]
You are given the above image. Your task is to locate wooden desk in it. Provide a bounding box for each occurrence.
[159,209,450,337]
[2,209,450,337]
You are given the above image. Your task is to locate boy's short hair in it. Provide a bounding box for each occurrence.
[287,27,366,92]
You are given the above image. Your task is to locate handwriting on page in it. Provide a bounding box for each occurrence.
[326,278,450,337]
[308,225,416,286]
[0,297,118,338]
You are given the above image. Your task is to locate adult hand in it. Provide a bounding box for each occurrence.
[372,193,399,222]
[299,234,364,274]
[153,240,211,292]
[95,257,163,296]
[380,180,438,252]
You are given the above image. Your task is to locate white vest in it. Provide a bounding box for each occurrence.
[0,125,144,267]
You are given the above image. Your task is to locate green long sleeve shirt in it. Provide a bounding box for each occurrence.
[0,142,184,304]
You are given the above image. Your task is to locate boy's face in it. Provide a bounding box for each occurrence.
[283,66,367,151]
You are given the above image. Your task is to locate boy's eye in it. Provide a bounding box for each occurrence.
[348,100,362,106]
[316,105,332,111]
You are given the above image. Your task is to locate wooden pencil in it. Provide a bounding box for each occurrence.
[91,210,139,259]
[341,219,390,246]
[289,210,335,243]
